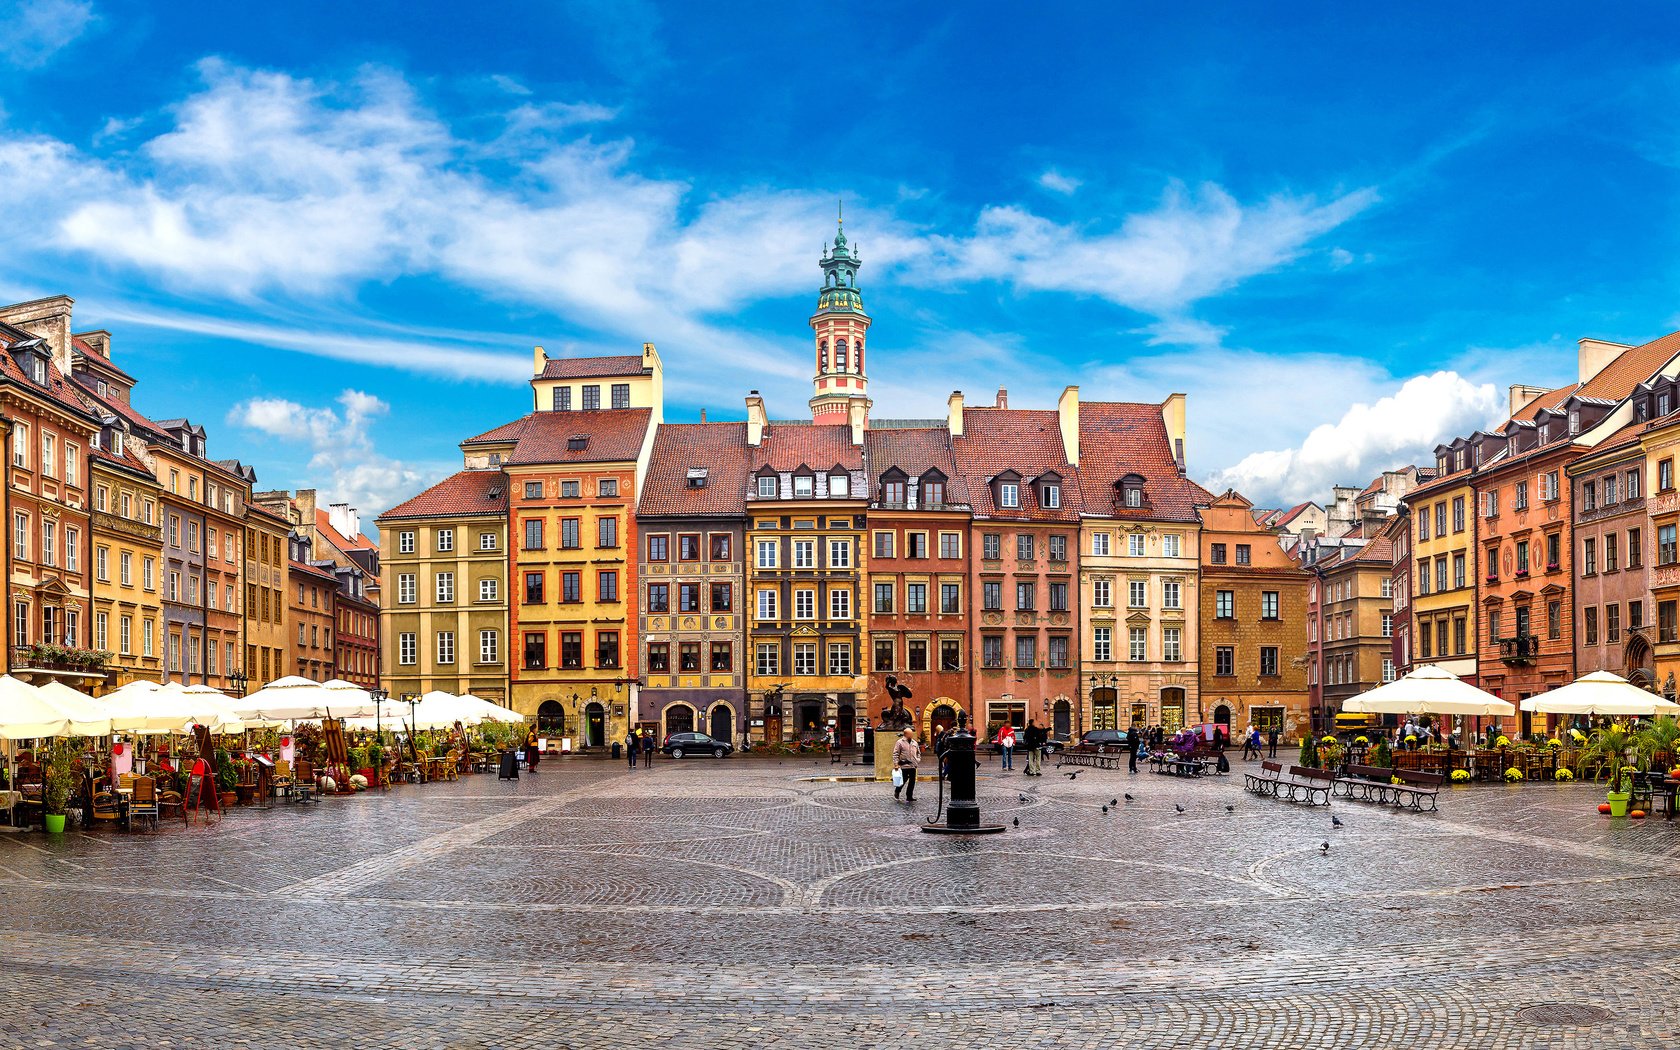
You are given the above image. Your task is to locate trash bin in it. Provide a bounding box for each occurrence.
[611,742,622,760]
[498,749,520,780]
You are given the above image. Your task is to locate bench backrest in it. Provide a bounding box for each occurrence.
[1288,765,1335,783]
[1260,760,1282,776]
[1347,764,1392,782]
[1398,770,1444,788]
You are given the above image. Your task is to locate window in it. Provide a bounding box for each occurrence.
[1162,534,1180,558]
[982,635,1004,668]
[143,557,154,591]
[597,631,620,669]
[1162,580,1181,609]
[1050,535,1068,561]
[900,531,927,560]
[1042,484,1060,509]
[999,483,1019,508]
[39,433,52,477]
[1048,636,1068,668]
[559,480,580,499]
[1488,610,1502,643]
[923,480,943,506]
[1585,606,1599,646]
[710,582,732,612]
[1092,533,1110,557]
[599,570,619,601]
[794,642,817,675]
[709,642,732,672]
[1129,627,1147,662]
[398,573,417,604]
[906,583,927,613]
[1210,543,1227,565]
[940,638,962,671]
[1582,538,1596,575]
[1128,580,1146,608]
[1607,603,1621,644]
[9,423,24,467]
[478,629,499,665]
[436,631,456,665]
[982,534,1001,560]
[1049,581,1068,612]
[872,531,896,559]
[981,581,1000,611]
[522,572,545,605]
[1259,647,1279,676]
[1663,602,1679,645]
[830,539,852,568]
[608,383,630,409]
[678,534,701,561]
[479,577,498,602]
[1453,553,1466,589]
[96,545,108,582]
[1216,590,1234,618]
[1016,581,1035,611]
[1514,481,1528,510]
[1093,579,1112,608]
[1546,601,1561,640]
[1092,627,1111,662]
[436,529,454,552]
[749,642,777,677]
[757,475,777,498]
[710,534,732,560]
[576,384,600,411]
[119,615,132,655]
[793,474,814,498]
[523,481,543,500]
[1606,532,1619,572]
[795,589,815,619]
[1128,533,1145,557]
[940,582,961,613]
[120,552,132,586]
[558,632,583,669]
[793,540,814,569]
[1452,496,1466,531]
[1163,628,1181,662]
[560,519,580,549]
[1661,525,1677,566]
[563,572,582,603]
[828,641,852,676]
[1215,646,1234,676]
[598,517,618,548]
[1484,489,1500,518]
[1261,591,1279,619]
[1235,544,1251,565]
[1628,468,1642,500]
[1381,612,1393,638]
[399,530,415,554]
[1603,475,1618,505]
[1015,635,1037,667]
[435,572,454,603]
[1437,558,1448,592]
[830,589,851,620]
[756,539,778,569]
[1017,534,1034,560]
[1630,528,1644,568]
[873,638,895,672]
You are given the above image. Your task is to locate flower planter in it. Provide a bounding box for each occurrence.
[234,784,257,805]
[218,791,237,808]
[43,813,65,834]
[1607,790,1631,818]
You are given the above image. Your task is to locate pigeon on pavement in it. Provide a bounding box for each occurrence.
[1331,814,1344,828]
[1320,841,1331,854]
[1175,804,1185,814]
[1101,805,1108,814]
[1065,771,1081,779]
[1012,817,1019,827]
[1123,794,1134,802]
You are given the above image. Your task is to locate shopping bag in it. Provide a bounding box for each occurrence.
[892,768,904,787]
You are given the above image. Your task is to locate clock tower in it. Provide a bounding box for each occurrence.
[809,210,872,426]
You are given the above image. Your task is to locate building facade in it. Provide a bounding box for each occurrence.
[1404,451,1479,683]
[1568,428,1648,684]
[1198,491,1310,736]
[377,468,510,704]
[243,502,291,689]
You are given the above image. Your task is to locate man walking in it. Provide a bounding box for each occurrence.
[1266,725,1279,759]
[1023,719,1043,776]
[892,727,922,803]
[626,729,638,769]
[1126,723,1139,774]
[641,730,655,769]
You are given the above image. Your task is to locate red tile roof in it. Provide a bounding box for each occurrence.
[538,355,646,380]
[1076,401,1210,523]
[315,509,377,554]
[0,324,99,419]
[751,422,864,473]
[507,408,652,465]
[290,559,339,584]
[245,501,291,528]
[864,427,970,507]
[72,376,164,438]
[461,415,533,446]
[71,335,136,383]
[952,408,1081,521]
[379,469,509,522]
[637,422,750,517]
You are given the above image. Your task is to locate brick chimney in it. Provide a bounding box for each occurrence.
[995,387,1008,409]
[0,295,75,374]
[745,391,766,447]
[946,391,964,437]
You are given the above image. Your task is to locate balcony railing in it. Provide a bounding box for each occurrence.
[1499,634,1540,665]
[11,645,113,676]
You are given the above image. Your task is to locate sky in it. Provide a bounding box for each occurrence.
[2,1,1680,517]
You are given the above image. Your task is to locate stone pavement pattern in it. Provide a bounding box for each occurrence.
[2,755,1677,1048]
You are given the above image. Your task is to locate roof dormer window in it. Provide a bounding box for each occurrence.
[794,473,814,498]
[1661,392,1672,417]
[686,468,708,489]
[757,474,776,498]
[829,472,849,497]
[999,482,1019,508]
[1042,483,1060,509]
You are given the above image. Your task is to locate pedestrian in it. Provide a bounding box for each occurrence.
[626,729,638,769]
[892,727,922,803]
[641,730,655,768]
[1126,723,1139,774]
[1240,723,1255,760]
[1266,725,1278,759]
[998,723,1016,771]
[525,725,541,773]
[1023,719,1044,776]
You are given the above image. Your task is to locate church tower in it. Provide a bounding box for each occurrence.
[809,209,872,426]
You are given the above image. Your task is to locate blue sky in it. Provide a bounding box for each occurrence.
[2,1,1680,514]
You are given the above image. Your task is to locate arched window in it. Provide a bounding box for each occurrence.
[835,340,848,371]
[818,341,828,372]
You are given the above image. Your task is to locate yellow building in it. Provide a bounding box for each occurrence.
[1404,443,1479,683]
[89,434,164,689]
[378,467,510,704]
[743,396,868,744]
[1641,399,1680,692]
[244,502,291,687]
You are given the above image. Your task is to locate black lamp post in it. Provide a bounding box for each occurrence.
[230,670,248,698]
[370,686,389,745]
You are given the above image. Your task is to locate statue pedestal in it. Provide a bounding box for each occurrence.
[873,731,896,782]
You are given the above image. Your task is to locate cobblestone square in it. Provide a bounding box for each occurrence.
[2,756,1675,1048]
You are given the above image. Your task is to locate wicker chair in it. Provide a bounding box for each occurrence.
[88,777,123,827]
[128,775,159,830]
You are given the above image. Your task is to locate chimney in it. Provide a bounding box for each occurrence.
[946,390,964,437]
[995,386,1008,409]
[1508,384,1549,417]
[533,345,547,376]
[848,400,867,446]
[0,295,75,374]
[1057,385,1080,466]
[75,329,111,360]
[1160,392,1187,473]
[329,503,361,541]
[745,391,767,447]
[699,408,707,423]
[1578,337,1631,385]
[643,341,657,366]
[294,488,319,526]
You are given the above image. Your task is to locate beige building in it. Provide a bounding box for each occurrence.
[377,468,510,704]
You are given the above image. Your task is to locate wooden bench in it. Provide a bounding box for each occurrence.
[1153,756,1209,778]
[1244,760,1284,796]
[1057,750,1123,770]
[1334,763,1396,804]
[1279,765,1335,806]
[1389,769,1443,812]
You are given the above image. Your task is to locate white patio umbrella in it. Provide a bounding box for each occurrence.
[112,681,247,734]
[35,681,117,735]
[459,693,525,723]
[349,690,467,731]
[0,675,85,738]
[1519,670,1680,717]
[233,677,340,721]
[1341,664,1516,717]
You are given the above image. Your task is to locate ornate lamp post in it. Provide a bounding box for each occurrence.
[370,686,389,744]
[229,669,248,698]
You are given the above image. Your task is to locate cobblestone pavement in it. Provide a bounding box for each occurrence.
[2,754,1677,1048]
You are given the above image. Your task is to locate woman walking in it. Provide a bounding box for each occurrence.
[525,726,541,773]
[892,728,921,803]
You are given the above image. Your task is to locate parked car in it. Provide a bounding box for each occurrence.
[1073,729,1134,754]
[662,732,733,759]
[980,732,1064,757]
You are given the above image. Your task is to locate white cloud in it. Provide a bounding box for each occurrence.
[227,388,438,516]
[1202,371,1505,505]
[0,0,94,69]
[1037,168,1081,195]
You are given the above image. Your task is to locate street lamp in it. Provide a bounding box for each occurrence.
[370,686,389,745]
[229,670,248,697]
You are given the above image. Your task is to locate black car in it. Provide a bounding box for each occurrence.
[662,732,733,759]
[1073,729,1135,754]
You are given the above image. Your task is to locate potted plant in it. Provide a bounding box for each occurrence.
[1579,726,1636,815]
[40,741,80,833]
[366,743,385,786]
[213,748,238,808]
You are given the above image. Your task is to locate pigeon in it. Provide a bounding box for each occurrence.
[1320,841,1331,854]
[1012,817,1019,827]
[1225,804,1235,813]
[1175,804,1185,814]
[1110,798,1118,807]
[1101,805,1108,814]
[1019,793,1030,803]
[1331,814,1344,828]
[1123,793,1134,802]
[1065,771,1081,780]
